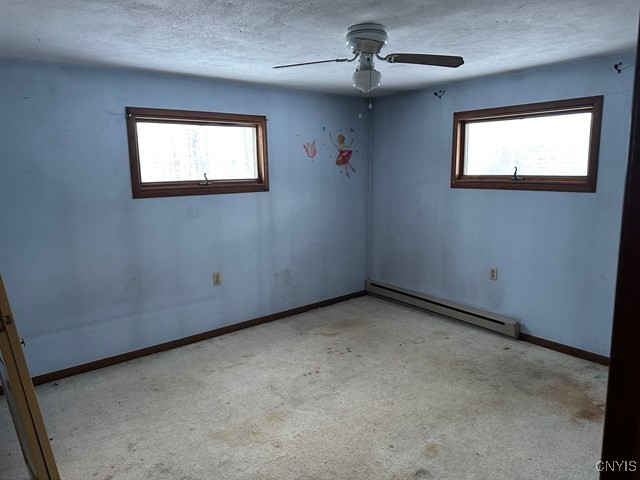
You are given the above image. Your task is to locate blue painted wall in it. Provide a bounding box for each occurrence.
[369,53,635,356]
[0,60,370,376]
[1,53,633,375]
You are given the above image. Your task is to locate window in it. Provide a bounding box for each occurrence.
[126,107,268,198]
[451,96,603,192]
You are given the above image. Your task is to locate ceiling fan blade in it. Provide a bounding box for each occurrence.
[273,57,355,69]
[382,53,464,68]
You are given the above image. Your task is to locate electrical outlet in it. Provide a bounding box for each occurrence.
[213,272,222,286]
[489,267,498,281]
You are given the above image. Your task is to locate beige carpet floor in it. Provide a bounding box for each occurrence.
[0,296,607,479]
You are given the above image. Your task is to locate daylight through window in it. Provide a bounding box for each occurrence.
[451,96,603,192]
[126,107,268,198]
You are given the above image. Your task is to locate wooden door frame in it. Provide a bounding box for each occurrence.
[0,276,60,479]
[600,22,640,480]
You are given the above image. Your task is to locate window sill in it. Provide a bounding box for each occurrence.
[132,180,269,199]
[451,176,596,192]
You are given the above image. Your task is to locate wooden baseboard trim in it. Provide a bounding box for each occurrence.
[2,291,366,393]
[2,293,608,398]
[519,332,610,366]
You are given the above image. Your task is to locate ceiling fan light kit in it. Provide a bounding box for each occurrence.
[273,22,464,93]
[353,67,382,93]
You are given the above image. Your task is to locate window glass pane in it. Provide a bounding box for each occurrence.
[136,122,258,183]
[464,112,592,176]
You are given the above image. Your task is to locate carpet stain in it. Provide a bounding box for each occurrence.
[319,317,368,335]
[326,346,353,355]
[339,316,367,326]
[539,377,605,421]
[289,315,366,336]
[154,462,171,474]
[212,409,288,447]
[414,468,434,479]
[432,330,449,337]
[423,443,440,459]
[302,364,322,376]
[491,356,606,421]
[314,331,340,337]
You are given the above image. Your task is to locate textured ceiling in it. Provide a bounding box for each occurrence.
[0,0,638,96]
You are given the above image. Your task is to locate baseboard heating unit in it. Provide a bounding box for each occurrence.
[365,279,519,338]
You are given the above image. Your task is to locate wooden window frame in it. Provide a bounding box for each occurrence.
[451,96,603,192]
[126,107,269,198]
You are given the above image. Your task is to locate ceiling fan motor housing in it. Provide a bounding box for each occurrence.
[345,23,388,54]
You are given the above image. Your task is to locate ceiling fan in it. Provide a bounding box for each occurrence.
[273,23,464,93]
